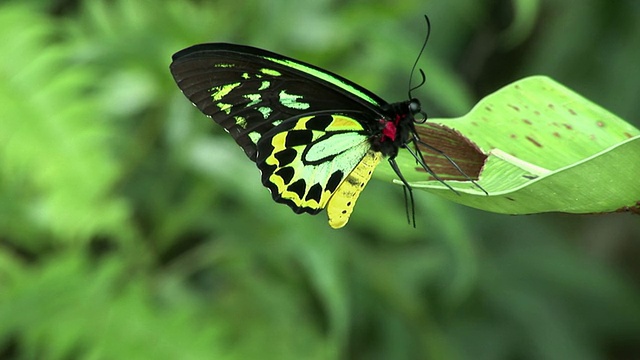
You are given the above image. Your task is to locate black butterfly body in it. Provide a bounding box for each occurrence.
[170,43,425,228]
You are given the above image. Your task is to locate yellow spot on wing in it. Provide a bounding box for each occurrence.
[260,68,281,76]
[295,115,364,132]
[327,116,364,130]
[327,150,382,229]
[235,116,247,128]
[279,90,310,110]
[248,131,261,144]
[211,82,240,101]
[217,102,232,114]
[258,81,270,91]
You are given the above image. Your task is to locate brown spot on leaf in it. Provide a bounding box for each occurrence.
[563,123,573,130]
[553,132,561,138]
[624,132,633,138]
[568,108,577,115]
[523,119,532,125]
[548,103,555,109]
[526,136,543,147]
[615,201,640,214]
[509,104,520,111]
[596,121,604,127]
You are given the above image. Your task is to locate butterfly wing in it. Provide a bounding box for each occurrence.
[169,43,389,161]
[255,112,370,209]
[170,43,391,226]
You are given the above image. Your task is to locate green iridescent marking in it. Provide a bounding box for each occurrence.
[264,56,380,106]
[214,63,234,68]
[235,116,247,129]
[211,82,240,101]
[272,119,283,127]
[258,81,270,91]
[248,131,261,144]
[258,107,272,119]
[217,102,232,114]
[244,93,261,107]
[279,90,310,110]
[260,68,281,76]
[241,73,250,79]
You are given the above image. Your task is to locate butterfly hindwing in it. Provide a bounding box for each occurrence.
[169,43,388,161]
[327,149,382,229]
[256,113,376,219]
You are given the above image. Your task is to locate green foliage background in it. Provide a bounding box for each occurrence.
[1,0,639,359]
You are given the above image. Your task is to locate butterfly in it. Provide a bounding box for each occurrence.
[170,42,460,229]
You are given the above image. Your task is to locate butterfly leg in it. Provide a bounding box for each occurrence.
[401,143,460,196]
[412,134,488,195]
[388,157,417,228]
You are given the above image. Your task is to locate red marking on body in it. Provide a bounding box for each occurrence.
[380,116,399,141]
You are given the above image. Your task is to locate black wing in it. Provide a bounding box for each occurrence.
[169,43,389,161]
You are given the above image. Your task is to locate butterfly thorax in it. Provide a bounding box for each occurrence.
[369,98,421,158]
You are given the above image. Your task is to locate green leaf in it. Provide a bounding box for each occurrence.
[383,76,640,214]
[0,4,129,243]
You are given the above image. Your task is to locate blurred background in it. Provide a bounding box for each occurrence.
[1,0,639,359]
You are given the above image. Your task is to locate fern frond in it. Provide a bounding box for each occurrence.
[0,4,128,244]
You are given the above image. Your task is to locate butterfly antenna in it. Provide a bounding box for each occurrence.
[409,69,427,98]
[408,15,432,99]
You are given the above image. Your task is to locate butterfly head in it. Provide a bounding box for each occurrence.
[408,98,421,114]
[408,98,428,124]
